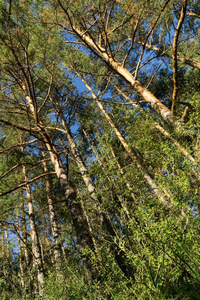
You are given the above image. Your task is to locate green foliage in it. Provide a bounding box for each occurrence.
[0,0,200,299]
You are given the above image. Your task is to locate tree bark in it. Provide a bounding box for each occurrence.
[55,107,102,225]
[23,87,97,281]
[55,108,137,278]
[42,153,64,279]
[61,22,176,125]
[114,84,197,165]
[21,201,30,268]
[17,211,25,288]
[22,166,45,296]
[171,0,187,113]
[24,172,44,293]
[77,73,171,207]
[1,230,6,278]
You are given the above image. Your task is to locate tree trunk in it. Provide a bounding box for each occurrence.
[23,89,97,281]
[42,154,64,279]
[21,201,30,268]
[56,109,137,278]
[22,166,45,296]
[17,211,25,288]
[22,76,136,280]
[56,108,102,224]
[114,84,197,164]
[77,74,171,207]
[82,129,132,219]
[67,25,175,125]
[42,130,97,280]
[1,230,6,278]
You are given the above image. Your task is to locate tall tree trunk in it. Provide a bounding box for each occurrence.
[114,84,197,165]
[56,107,138,278]
[82,129,132,219]
[55,107,102,225]
[21,201,30,268]
[23,89,97,281]
[22,73,135,280]
[57,12,177,125]
[1,230,6,278]
[171,0,187,113]
[22,165,45,296]
[61,243,68,264]
[77,73,171,207]
[5,227,10,261]
[41,129,97,280]
[17,211,25,288]
[42,154,64,279]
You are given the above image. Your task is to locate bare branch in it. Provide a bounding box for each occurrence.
[171,0,187,113]
[38,65,55,114]
[105,0,116,32]
[122,10,143,67]
[0,172,56,198]
[132,40,200,70]
[186,11,200,19]
[0,119,39,133]
[134,0,171,80]
[0,221,31,236]
[0,159,50,180]
[146,60,164,88]
[0,139,37,154]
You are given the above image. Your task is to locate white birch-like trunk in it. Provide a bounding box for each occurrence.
[114,85,197,164]
[42,156,64,279]
[71,27,175,125]
[17,211,25,288]
[23,89,97,281]
[79,76,170,207]
[21,202,30,267]
[83,129,132,219]
[57,110,102,220]
[22,166,44,296]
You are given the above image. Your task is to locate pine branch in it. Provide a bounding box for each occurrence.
[0,172,56,197]
[0,159,51,180]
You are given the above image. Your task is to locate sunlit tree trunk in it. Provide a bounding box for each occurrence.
[17,211,25,288]
[22,165,45,296]
[55,109,136,278]
[5,227,10,261]
[56,9,176,124]
[114,84,197,165]
[21,201,30,268]
[23,89,97,281]
[42,154,64,279]
[54,107,102,224]
[82,129,132,219]
[77,73,171,207]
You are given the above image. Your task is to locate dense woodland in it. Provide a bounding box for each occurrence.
[0,0,200,299]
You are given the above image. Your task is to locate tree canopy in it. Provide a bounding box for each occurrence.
[0,0,200,298]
